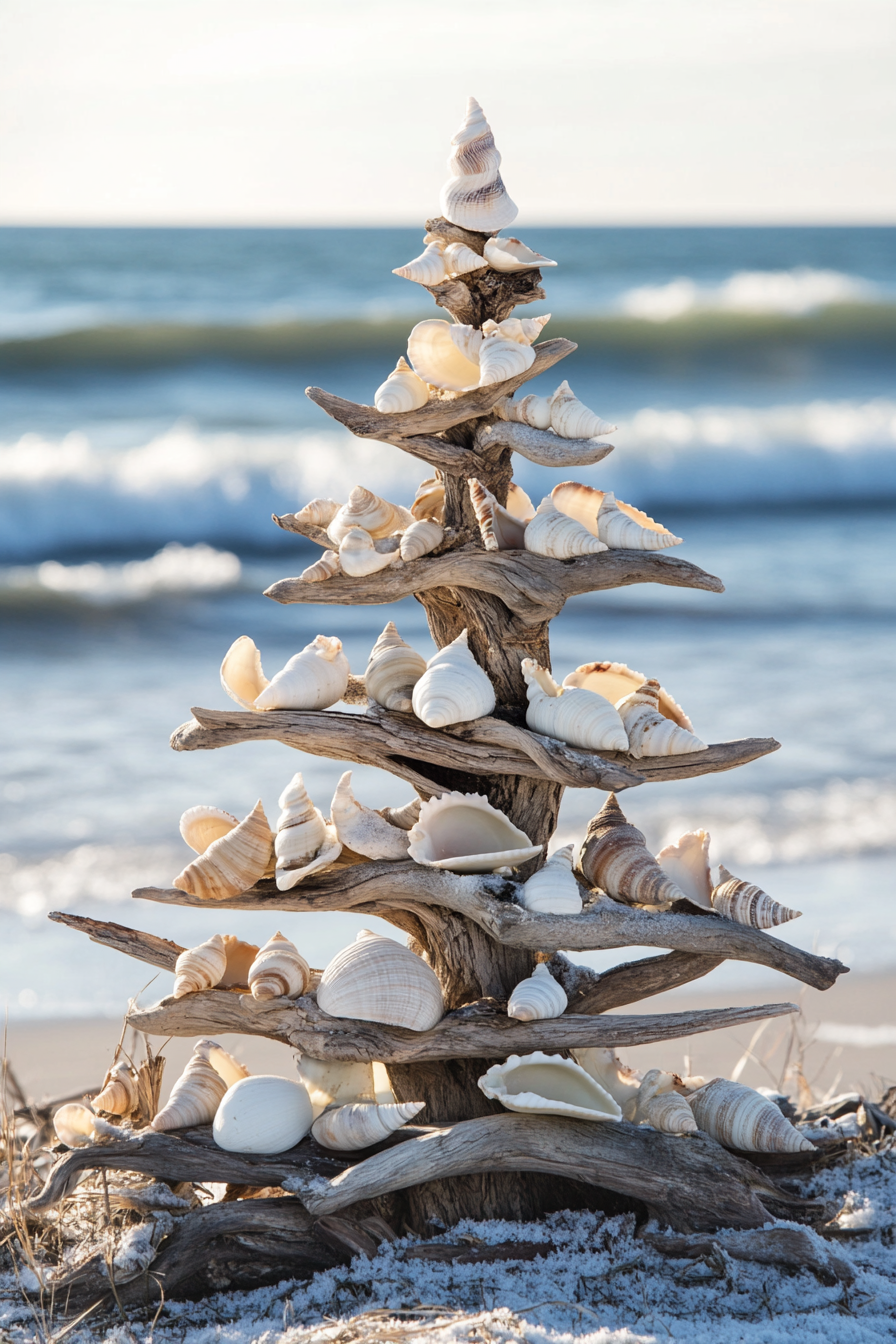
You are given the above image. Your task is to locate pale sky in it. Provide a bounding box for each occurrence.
[1,0,894,225]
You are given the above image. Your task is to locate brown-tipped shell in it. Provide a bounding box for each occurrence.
[597,492,682,550]
[712,866,802,928]
[173,933,228,997]
[151,1047,227,1131]
[579,794,688,906]
[327,486,414,545]
[562,661,694,731]
[173,800,273,901]
[689,1078,814,1153]
[179,805,239,854]
[248,931,310,1000]
[411,476,445,525]
[301,550,341,583]
[616,680,707,758]
[469,478,527,551]
[93,1061,140,1116]
[311,1100,425,1151]
[655,830,713,910]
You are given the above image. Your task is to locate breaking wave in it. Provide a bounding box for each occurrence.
[1,542,241,605]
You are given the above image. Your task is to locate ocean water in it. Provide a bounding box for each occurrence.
[1,225,894,1020]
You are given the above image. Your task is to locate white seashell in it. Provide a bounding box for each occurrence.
[215,936,259,988]
[407,319,481,391]
[407,790,541,873]
[220,635,270,710]
[317,930,444,1032]
[374,357,430,414]
[311,1100,425,1152]
[254,635,350,711]
[364,620,427,713]
[443,241,488,277]
[173,933,228,997]
[439,96,518,234]
[506,482,535,520]
[549,382,617,439]
[597,493,682,551]
[179,805,239,854]
[507,964,568,1021]
[301,550,342,583]
[399,517,444,560]
[152,1045,227,1131]
[477,335,536,387]
[378,797,422,830]
[571,1049,643,1110]
[518,845,582,914]
[656,831,713,910]
[173,800,273,901]
[338,527,401,577]
[495,392,553,430]
[549,481,603,535]
[616,680,707,758]
[481,315,551,345]
[579,794,688,907]
[632,1070,699,1135]
[484,236,557,273]
[248,931,310,1000]
[393,240,450,286]
[562,662,694,731]
[330,770,411,860]
[688,1078,814,1153]
[93,1062,140,1116]
[411,629,496,729]
[712,866,802,928]
[411,477,445,524]
[202,1040,250,1089]
[469,478,527,551]
[522,659,628,753]
[213,1075,313,1154]
[275,773,342,890]
[327,486,415,545]
[54,1103,124,1146]
[523,498,608,559]
[296,1057,394,1118]
[479,1052,622,1122]
[294,498,341,529]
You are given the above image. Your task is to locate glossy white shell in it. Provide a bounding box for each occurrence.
[597,493,682,551]
[616,680,707,758]
[248,931,310,1000]
[478,335,536,386]
[179,806,238,854]
[484,236,557,273]
[408,791,541,874]
[275,773,342,890]
[317,930,444,1032]
[656,830,713,910]
[407,319,481,391]
[330,770,411,860]
[479,1052,622,1122]
[327,487,415,544]
[213,1075,313,1154]
[469,477,527,551]
[507,964,568,1021]
[689,1078,814,1153]
[562,662,694,731]
[364,620,427,713]
[549,382,616,439]
[374,357,430,414]
[495,392,553,430]
[518,844,582,914]
[173,800,273,901]
[399,517,444,561]
[571,1048,643,1110]
[523,498,608,559]
[173,933,228,997]
[712,866,802,928]
[338,528,400,577]
[311,1100,425,1151]
[411,629,496,729]
[254,636,349,711]
[301,550,342,583]
[522,659,628,752]
[220,635,270,710]
[439,96,518,234]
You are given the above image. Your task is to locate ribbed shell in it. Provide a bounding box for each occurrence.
[301,550,341,582]
[482,315,551,345]
[364,621,427,713]
[484,236,557,273]
[443,241,487,276]
[399,517,444,560]
[562,662,694,731]
[518,845,583,914]
[173,933,228,997]
[712,866,802,928]
[151,1046,227,1131]
[655,830,713,910]
[495,392,552,430]
[392,240,451,286]
[294,498,340,528]
[478,335,536,387]
[407,790,541,873]
[597,492,682,551]
[327,487,414,544]
[173,800,273,901]
[523,498,608,559]
[617,680,707,758]
[579,793,687,906]
[478,1052,622,1122]
[633,1071,699,1135]
[311,1100,425,1151]
[571,1048,643,1110]
[378,797,422,830]
[254,636,349,711]
[338,528,400,577]
[213,1075,313,1155]
[522,659,628,752]
[689,1078,814,1153]
[411,477,445,524]
[549,382,616,440]
[93,1061,140,1116]
[374,357,430,414]
[317,930,444,1032]
[469,478,527,551]
[275,773,342,890]
[507,964,568,1022]
[330,770,411,860]
[439,96,518,233]
[411,629,496,729]
[248,932,310,1000]
[407,319,481,391]
[179,805,238,854]
[220,635,269,710]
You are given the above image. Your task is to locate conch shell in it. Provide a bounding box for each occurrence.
[495,392,552,430]
[338,527,400,576]
[407,319,481,391]
[93,1061,140,1116]
[393,238,485,286]
[484,236,557,273]
[330,770,411,860]
[523,497,608,559]
[173,933,228,997]
[311,1100,425,1152]
[522,659,628,752]
[469,478,527,551]
[616,680,707,758]
[655,831,713,910]
[173,800,273,901]
[151,1043,227,1131]
[411,476,445,524]
[293,498,340,528]
[54,1103,124,1146]
[562,662,694,731]
[549,382,616,440]
[399,517,444,560]
[507,482,535,520]
[317,930,444,1032]
[221,635,349,712]
[411,629,496,729]
[507,964,568,1022]
[478,335,536,387]
[631,1070,699,1135]
[597,492,682,551]
[518,845,582,914]
[571,1048,643,1110]
[689,1078,814,1153]
[407,790,541,873]
[374,357,429,414]
[579,793,687,907]
[220,635,270,710]
[479,1052,622,1122]
[296,1056,393,1118]
[712,866,802,928]
[275,773,341,890]
[439,96,518,234]
[179,805,239,853]
[301,550,341,582]
[327,486,414,544]
[248,931,310,1000]
[364,620,427,713]
[205,1040,251,1089]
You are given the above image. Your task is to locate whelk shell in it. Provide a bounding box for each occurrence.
[571,1048,643,1110]
[411,628,496,729]
[364,620,427,713]
[294,498,340,529]
[712,866,802,928]
[339,527,400,577]
[93,1061,140,1116]
[632,1070,698,1135]
[407,319,481,391]
[221,635,349,712]
[411,476,445,524]
[507,964,568,1022]
[317,930,444,1032]
[479,1052,622,1122]
[301,550,342,583]
[655,830,713,910]
[173,933,228,997]
[478,334,536,386]
[374,357,429,414]
[562,662,694,731]
[219,935,259,988]
[275,773,342,890]
[378,797,422,830]
[518,844,582,915]
[469,477,527,551]
[579,794,687,907]
[311,1100,425,1152]
[407,790,541,874]
[484,236,557,273]
[688,1078,814,1153]
[213,1075,313,1155]
[522,659,628,753]
[392,240,451,287]
[549,382,616,440]
[204,1040,251,1089]
[173,800,273,901]
[399,517,444,560]
[495,391,552,431]
[443,240,487,276]
[248,931,310,1000]
[151,1043,227,1131]
[523,497,608,559]
[481,315,551,345]
[597,492,682,551]
[54,1103,123,1147]
[327,486,414,544]
[220,635,270,710]
[330,770,411,860]
[616,679,707,758]
[179,805,238,854]
[506,481,535,520]
[439,96,518,234]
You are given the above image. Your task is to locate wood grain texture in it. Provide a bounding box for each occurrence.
[423,268,546,327]
[550,950,726,1013]
[641,1228,854,1285]
[476,419,616,467]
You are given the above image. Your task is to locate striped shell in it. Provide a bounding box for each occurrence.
[248,931,310,1000]
[399,517,444,561]
[469,478,527,551]
[689,1078,814,1153]
[173,800,273,901]
[311,1100,425,1152]
[411,629,496,729]
[93,1061,140,1116]
[524,497,608,559]
[655,830,713,910]
[364,620,427,713]
[507,964,568,1022]
[518,844,582,915]
[317,930,444,1032]
[327,487,414,545]
[597,492,682,551]
[151,1045,227,1131]
[301,550,341,582]
[275,774,341,890]
[374,357,430,414]
[562,661,694,731]
[712,866,802,928]
[179,805,238,854]
[173,933,228,997]
[616,680,707,758]
[579,793,687,906]
[411,477,445,524]
[330,770,411,860]
[477,335,536,387]
[522,659,628,753]
[549,382,616,440]
[439,96,518,234]
[479,1052,622,1122]
[632,1070,699,1135]
[495,391,552,430]
[407,790,541,874]
[293,498,340,528]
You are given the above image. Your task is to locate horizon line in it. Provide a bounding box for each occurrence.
[2,218,896,231]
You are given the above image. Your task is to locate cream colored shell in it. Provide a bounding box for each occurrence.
[294,498,340,529]
[93,1061,140,1116]
[311,1100,425,1151]
[338,528,400,577]
[364,620,427,713]
[179,806,238,854]
[562,662,694,731]
[374,357,430,414]
[301,550,342,583]
[327,486,414,544]
[484,236,557,273]
[523,498,608,559]
[688,1078,814,1153]
[330,770,411,860]
[411,477,445,524]
[151,1044,227,1131]
[597,492,682,551]
[482,315,551,345]
[712,866,802,928]
[173,933,228,997]
[204,1040,251,1089]
[507,964,568,1022]
[477,335,536,386]
[632,1070,699,1135]
[571,1048,643,1110]
[548,382,616,440]
[393,240,451,286]
[408,790,541,873]
[655,830,713,910]
[399,517,444,560]
[379,797,422,830]
[213,1075,313,1154]
[506,482,535,520]
[173,800,273,901]
[439,96,518,234]
[317,930,444,1032]
[275,773,342,890]
[54,1103,123,1146]
[296,1056,394,1118]
[495,392,553,430]
[218,936,259,988]
[579,793,687,906]
[248,931,310,1000]
[616,680,707,758]
[478,1052,622,1122]
[469,478,527,551]
[522,659,628,753]
[220,635,270,710]
[411,628,496,729]
[254,636,349,711]
[549,481,604,534]
[407,319,481,391]
[518,845,582,914]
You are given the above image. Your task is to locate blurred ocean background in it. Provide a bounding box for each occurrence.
[2,224,895,1019]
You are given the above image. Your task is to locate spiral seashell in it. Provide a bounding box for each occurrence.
[317,929,444,1031]
[549,481,603,535]
[482,315,551,345]
[220,635,270,710]
[179,805,239,854]
[443,241,487,277]
[523,498,608,559]
[469,478,527,551]
[411,476,445,524]
[495,392,553,430]
[484,236,557,273]
[311,1100,425,1152]
[399,517,444,560]
[254,636,350,711]
[93,1061,140,1116]
[214,1075,313,1155]
[597,493,682,551]
[219,935,259,988]
[296,1057,393,1117]
[364,621,427,713]
[479,1052,622,1122]
[407,319,481,391]
[393,240,451,286]
[301,550,342,583]
[579,794,688,906]
[248,931,310,1000]
[173,933,228,997]
[374,357,430,414]
[689,1078,814,1153]
[712,866,802,928]
[507,964,568,1022]
[294,497,341,528]
[562,662,694,731]
[522,659,628,752]
[518,845,582,914]
[655,830,713,910]
[328,486,415,545]
[549,382,617,440]
[632,1070,699,1135]
[203,1039,251,1089]
[54,1103,124,1146]
[407,790,541,873]
[477,335,536,387]
[339,528,401,577]
[330,770,411,860]
[411,629,496,729]
[439,96,518,234]
[616,680,707,758]
[506,482,535,520]
[378,797,422,830]
[275,773,342,890]
[174,800,273,901]
[571,1049,643,1110]
[151,1044,227,1131]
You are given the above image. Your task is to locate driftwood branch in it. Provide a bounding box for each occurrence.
[641,1228,854,1286]
[550,950,726,1014]
[475,419,616,468]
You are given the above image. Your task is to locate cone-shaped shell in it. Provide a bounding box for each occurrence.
[549,481,603,535]
[688,1078,814,1153]
[311,1100,425,1152]
[330,771,411,860]
[633,1070,699,1135]
[411,629,496,729]
[392,240,450,286]
[479,1052,622,1122]
[579,794,688,906]
[327,486,415,545]
[549,382,617,439]
[301,550,341,583]
[407,319,481,391]
[518,845,582,914]
[484,236,557,273]
[93,1061,140,1116]
[477,335,536,387]
[275,773,342,890]
[507,964,568,1022]
[506,482,535,520]
[173,933,228,997]
[443,240,487,276]
[248,932,310,1000]
[439,96,518,233]
[213,1075,313,1155]
[407,791,541,873]
[54,1103,123,1146]
[617,680,707,758]
[179,806,239,854]
[712,866,802,928]
[522,659,628,753]
[254,636,349,711]
[220,635,270,710]
[364,620,427,713]
[482,315,551,345]
[469,478,527,551]
[338,528,400,577]
[151,1046,227,1131]
[597,492,682,551]
[294,498,340,529]
[174,800,273,901]
[296,1057,379,1118]
[374,357,430,414]
[562,662,694,731]
[656,830,713,910]
[496,392,553,430]
[202,1040,251,1089]
[571,1048,643,1110]
[411,477,445,524]
[524,498,608,559]
[378,797,422,830]
[317,930,444,1032]
[399,517,444,561]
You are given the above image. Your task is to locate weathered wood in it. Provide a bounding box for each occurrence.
[48,912,184,970]
[423,269,546,327]
[551,950,726,1013]
[476,419,616,468]
[641,1228,855,1285]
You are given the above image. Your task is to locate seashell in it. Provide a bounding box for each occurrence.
[496,392,553,430]
[296,1057,393,1118]
[374,357,430,414]
[364,620,427,713]
[506,482,535,520]
[407,790,541,873]
[275,773,342,890]
[220,635,270,710]
[632,1070,699,1135]
[400,517,444,560]
[338,528,401,577]
[407,319,481,391]
[213,1075,313,1154]
[330,771,411,860]
[439,96,518,234]
[656,830,713,910]
[317,929,444,1031]
[597,492,682,551]
[616,680,707,758]
[562,662,694,731]
[219,935,259,987]
[549,382,617,440]
[712,865,802,928]
[254,635,350,711]
[173,933,228,997]
[518,845,582,914]
[549,481,603,535]
[443,241,487,277]
[571,1049,643,1110]
[202,1040,251,1089]
[54,1103,123,1146]
[411,476,445,524]
[179,805,238,854]
[393,240,450,286]
[484,236,557,273]
[248,931,310,1000]
[173,801,273,901]
[294,498,341,529]
[481,315,551,345]
[311,1100,425,1152]
[301,550,341,583]
[688,1078,814,1153]
[93,1061,140,1116]
[507,964,568,1022]
[523,498,608,559]
[477,335,536,387]
[327,486,415,545]
[378,797,422,830]
[411,629,496,728]
[579,794,688,907]
[522,659,628,753]
[151,1045,227,1131]
[479,1052,622,1122]
[469,478,527,551]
